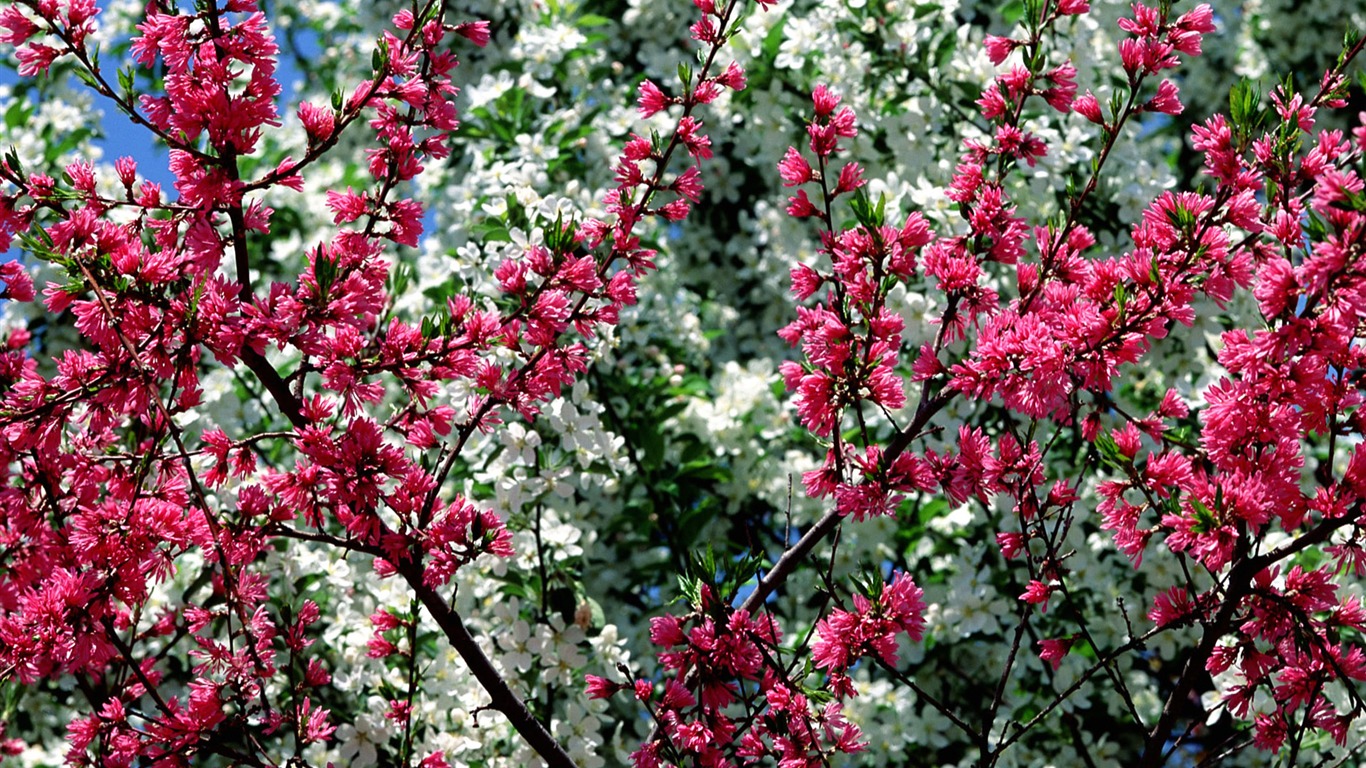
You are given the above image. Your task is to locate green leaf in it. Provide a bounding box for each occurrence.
[1189,496,1216,534]
[1228,78,1263,135]
[933,32,956,70]
[74,68,98,89]
[470,218,512,243]
[911,3,942,20]
[1001,0,1025,25]
[371,37,390,73]
[848,188,886,230]
[3,101,28,130]
[117,66,135,98]
[314,249,338,297]
[1093,429,1127,470]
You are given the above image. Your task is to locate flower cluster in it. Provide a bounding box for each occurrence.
[602,587,866,768]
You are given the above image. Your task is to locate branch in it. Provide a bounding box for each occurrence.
[395,562,579,768]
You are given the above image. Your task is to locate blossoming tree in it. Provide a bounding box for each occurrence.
[0,0,1364,766]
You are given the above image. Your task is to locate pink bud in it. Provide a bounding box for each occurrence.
[637,79,670,118]
[1146,79,1183,115]
[778,146,813,187]
[298,102,336,141]
[115,156,137,187]
[452,21,490,47]
[1072,91,1104,124]
[984,36,1017,65]
[812,84,841,117]
[584,675,618,699]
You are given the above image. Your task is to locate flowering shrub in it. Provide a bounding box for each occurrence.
[0,0,1365,766]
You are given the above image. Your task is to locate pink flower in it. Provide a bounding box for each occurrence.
[813,573,926,673]
[790,263,823,300]
[676,115,712,159]
[984,35,1017,65]
[649,615,686,647]
[0,262,35,303]
[1177,3,1216,33]
[420,752,451,768]
[299,698,336,744]
[1156,388,1189,419]
[1118,38,1144,74]
[658,199,690,221]
[1020,580,1052,611]
[1072,91,1104,124]
[1170,4,1215,55]
[996,531,1025,559]
[689,15,718,43]
[1038,637,1075,671]
[1146,79,1183,115]
[15,42,59,76]
[0,7,38,46]
[672,165,704,203]
[812,83,841,117]
[326,188,368,223]
[637,79,670,117]
[298,101,336,141]
[977,84,1008,120]
[808,122,838,157]
[453,20,491,47]
[1112,423,1142,458]
[1149,586,1196,627]
[778,146,813,186]
[1041,62,1077,113]
[367,636,398,658]
[786,189,819,219]
[883,572,927,641]
[715,60,746,91]
[834,162,865,195]
[794,370,838,436]
[584,674,619,699]
[370,609,402,631]
[115,156,138,187]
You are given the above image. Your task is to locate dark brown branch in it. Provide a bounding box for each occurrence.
[395,561,579,768]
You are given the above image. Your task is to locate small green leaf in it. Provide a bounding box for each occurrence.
[848,188,886,230]
[1189,496,1217,534]
[314,249,338,297]
[1093,429,1127,470]
[933,32,956,70]
[3,101,27,130]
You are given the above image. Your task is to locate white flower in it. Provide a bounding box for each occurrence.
[334,700,395,768]
[500,422,542,465]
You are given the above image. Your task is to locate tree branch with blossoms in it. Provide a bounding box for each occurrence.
[0,0,764,764]
[1,0,1366,766]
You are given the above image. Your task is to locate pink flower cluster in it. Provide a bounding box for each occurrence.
[595,587,866,768]
[773,0,1366,758]
[811,572,926,697]
[777,86,941,521]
